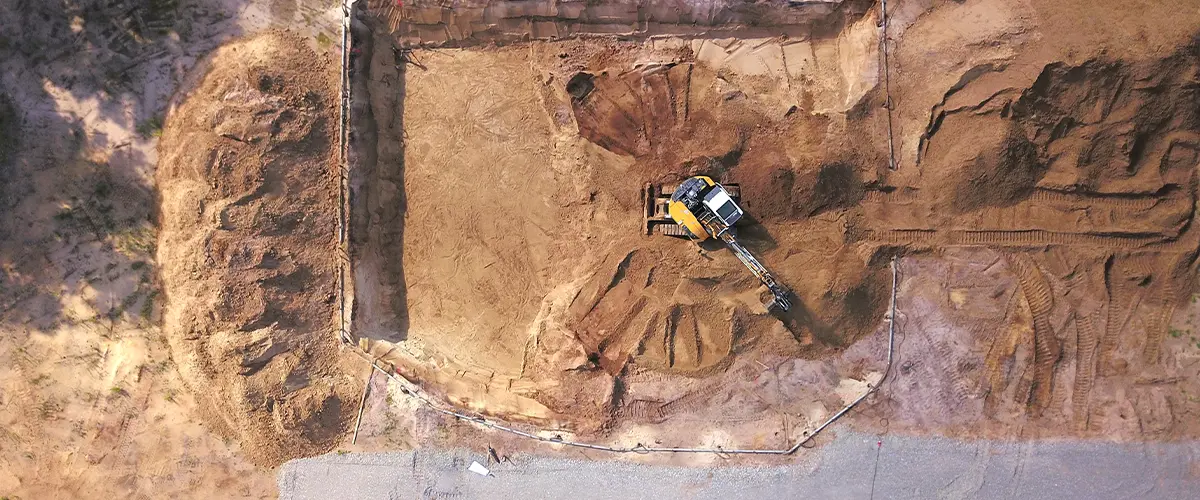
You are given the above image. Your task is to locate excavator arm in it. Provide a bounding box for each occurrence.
[720,234,792,312]
[661,176,792,313]
[699,212,792,312]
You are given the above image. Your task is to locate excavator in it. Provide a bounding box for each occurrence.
[643,176,792,312]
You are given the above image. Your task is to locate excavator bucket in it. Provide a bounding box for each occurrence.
[642,182,740,237]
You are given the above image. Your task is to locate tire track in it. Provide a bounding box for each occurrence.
[1005,254,1058,415]
[860,187,1172,212]
[983,288,1024,416]
[660,385,723,419]
[862,229,1168,248]
[1026,189,1170,211]
[618,399,667,424]
[1142,281,1179,365]
[1099,256,1147,375]
[1072,312,1099,429]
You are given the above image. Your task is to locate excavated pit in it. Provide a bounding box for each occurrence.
[348,0,900,436]
[345,3,1200,447]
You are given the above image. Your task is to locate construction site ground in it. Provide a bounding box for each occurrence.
[3,0,1200,498]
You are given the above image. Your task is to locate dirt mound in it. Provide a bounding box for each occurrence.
[920,46,1200,199]
[156,31,356,467]
[924,117,1044,213]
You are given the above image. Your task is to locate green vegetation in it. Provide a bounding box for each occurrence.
[140,290,159,320]
[114,224,157,257]
[136,115,163,138]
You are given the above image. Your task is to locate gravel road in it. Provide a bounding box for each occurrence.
[279,431,1199,499]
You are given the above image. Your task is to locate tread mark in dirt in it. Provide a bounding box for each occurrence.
[865,229,1165,248]
[619,399,667,423]
[1005,253,1058,415]
[1099,255,1148,375]
[660,384,723,419]
[862,188,1171,212]
[982,287,1023,417]
[1142,281,1179,365]
[1072,312,1099,429]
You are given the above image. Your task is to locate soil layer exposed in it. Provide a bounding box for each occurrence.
[157,31,357,467]
[349,0,1200,450]
[8,0,1200,495]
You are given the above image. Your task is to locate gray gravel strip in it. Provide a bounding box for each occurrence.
[279,431,1199,499]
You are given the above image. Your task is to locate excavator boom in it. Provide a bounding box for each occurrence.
[720,233,792,311]
[696,210,792,312]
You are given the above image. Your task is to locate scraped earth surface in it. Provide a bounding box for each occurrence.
[5,0,1200,496]
[350,0,1200,451]
[157,31,359,467]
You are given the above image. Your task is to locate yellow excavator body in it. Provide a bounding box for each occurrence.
[668,200,708,241]
[667,176,715,241]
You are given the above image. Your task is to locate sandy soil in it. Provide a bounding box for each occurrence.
[156,29,361,467]
[0,0,344,497]
[4,0,1200,497]
[347,0,1200,456]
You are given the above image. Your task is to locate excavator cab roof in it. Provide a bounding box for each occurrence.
[703,187,742,226]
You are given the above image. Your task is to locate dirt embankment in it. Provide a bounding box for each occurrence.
[156,31,357,467]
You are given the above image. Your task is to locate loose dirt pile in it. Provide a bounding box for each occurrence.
[156,31,357,467]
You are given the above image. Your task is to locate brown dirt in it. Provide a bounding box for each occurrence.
[6,0,1200,493]
[347,0,1200,453]
[349,27,895,435]
[156,30,358,467]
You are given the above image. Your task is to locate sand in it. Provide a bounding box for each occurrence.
[0,0,343,496]
[348,0,1200,450]
[156,30,360,467]
[5,0,1200,496]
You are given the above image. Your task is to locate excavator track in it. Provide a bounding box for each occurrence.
[643,182,740,236]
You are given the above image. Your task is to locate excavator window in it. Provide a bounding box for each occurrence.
[716,200,738,221]
[703,187,742,225]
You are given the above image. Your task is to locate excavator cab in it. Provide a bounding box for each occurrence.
[703,185,743,227]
